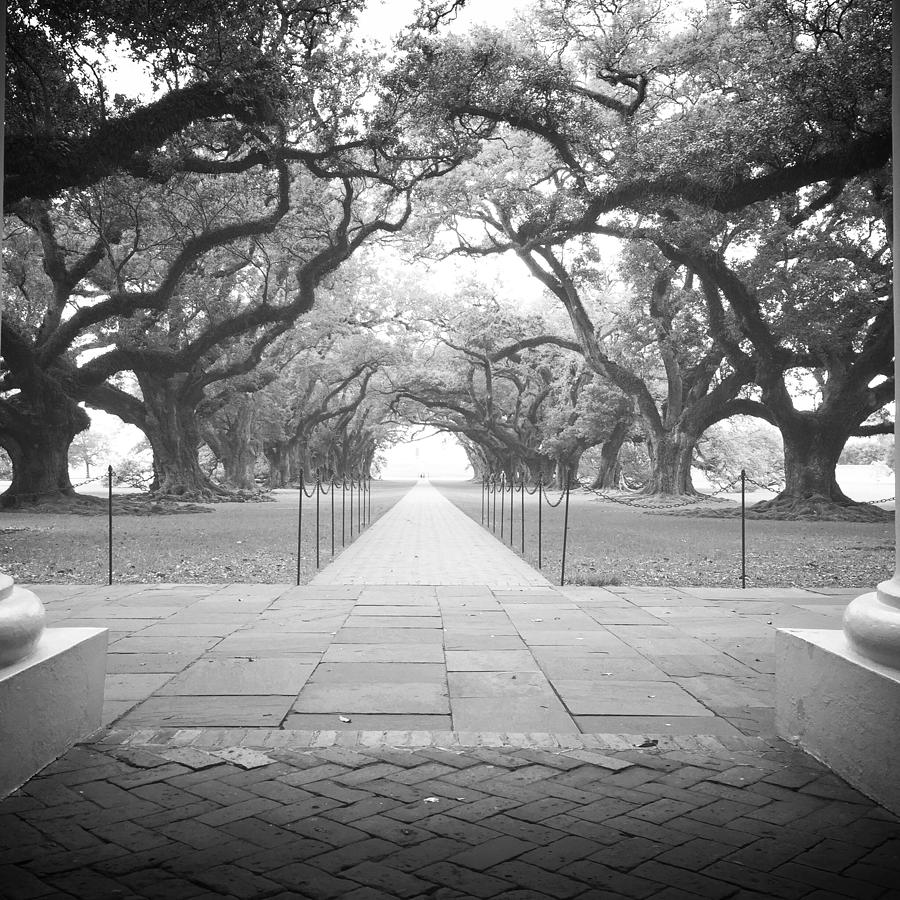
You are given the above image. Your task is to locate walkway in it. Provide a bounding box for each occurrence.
[2,481,898,898]
[311,481,549,586]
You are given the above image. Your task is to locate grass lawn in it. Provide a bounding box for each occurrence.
[433,480,894,589]
[2,478,892,588]
[0,481,413,585]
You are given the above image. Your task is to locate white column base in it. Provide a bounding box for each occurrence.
[775,628,900,816]
[0,628,108,798]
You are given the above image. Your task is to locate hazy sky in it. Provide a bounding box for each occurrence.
[379,427,473,479]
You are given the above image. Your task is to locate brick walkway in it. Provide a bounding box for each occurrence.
[3,481,898,897]
[3,732,898,899]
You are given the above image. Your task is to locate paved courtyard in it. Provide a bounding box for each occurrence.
[2,481,898,897]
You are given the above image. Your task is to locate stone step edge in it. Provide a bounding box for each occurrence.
[90,726,774,754]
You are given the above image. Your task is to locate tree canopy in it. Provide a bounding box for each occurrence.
[1,0,892,518]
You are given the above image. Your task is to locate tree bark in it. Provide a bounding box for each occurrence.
[591,419,629,489]
[752,370,890,514]
[755,401,858,510]
[779,418,851,502]
[264,441,292,487]
[0,386,89,506]
[642,428,697,495]
[203,397,259,491]
[138,373,223,498]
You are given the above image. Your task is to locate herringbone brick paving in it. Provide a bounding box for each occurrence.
[2,731,897,899]
[9,484,899,896]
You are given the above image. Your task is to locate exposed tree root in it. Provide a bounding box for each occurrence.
[0,492,212,515]
[589,488,728,510]
[668,492,893,522]
[148,487,274,504]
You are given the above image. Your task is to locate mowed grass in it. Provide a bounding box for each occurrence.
[1,481,413,585]
[433,480,894,589]
[2,478,892,588]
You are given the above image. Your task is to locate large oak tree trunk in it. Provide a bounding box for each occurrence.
[138,373,223,498]
[204,398,259,491]
[264,442,292,487]
[642,428,697,495]
[0,384,89,507]
[781,419,850,502]
[591,419,629,489]
[753,408,862,516]
[751,375,888,518]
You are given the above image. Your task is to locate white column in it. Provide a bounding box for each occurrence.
[0,574,46,667]
[841,12,900,668]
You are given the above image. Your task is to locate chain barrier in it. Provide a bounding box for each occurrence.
[1,470,114,502]
[540,482,567,508]
[295,470,372,584]
[584,472,746,510]
[481,467,756,589]
[481,473,571,584]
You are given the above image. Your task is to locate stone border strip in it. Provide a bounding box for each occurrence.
[94,726,773,755]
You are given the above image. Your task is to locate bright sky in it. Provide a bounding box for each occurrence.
[378,427,473,479]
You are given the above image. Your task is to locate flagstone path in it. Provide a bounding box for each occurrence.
[2,480,898,897]
[311,481,549,586]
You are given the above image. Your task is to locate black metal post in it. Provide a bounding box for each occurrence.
[315,471,320,569]
[509,475,514,547]
[492,475,497,532]
[560,475,571,586]
[297,472,303,585]
[741,468,747,589]
[368,474,372,524]
[537,477,543,570]
[330,477,335,557]
[520,474,525,555]
[358,473,362,532]
[350,474,354,539]
[108,465,113,586]
[481,475,485,525]
[342,477,346,547]
[500,473,505,539]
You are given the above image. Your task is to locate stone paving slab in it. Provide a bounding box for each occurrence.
[311,482,551,587]
[29,579,877,739]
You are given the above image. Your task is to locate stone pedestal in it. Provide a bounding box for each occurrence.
[775,628,900,815]
[0,628,108,798]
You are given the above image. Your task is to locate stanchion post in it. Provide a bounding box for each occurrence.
[741,468,746,589]
[509,473,514,547]
[358,472,362,532]
[350,473,354,539]
[368,474,372,524]
[330,476,335,557]
[538,476,543,570]
[500,472,505,539]
[520,473,525,555]
[342,476,346,547]
[481,475,485,525]
[108,465,113,586]
[560,474,571,587]
[315,470,320,569]
[297,471,304,585]
[492,474,497,532]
